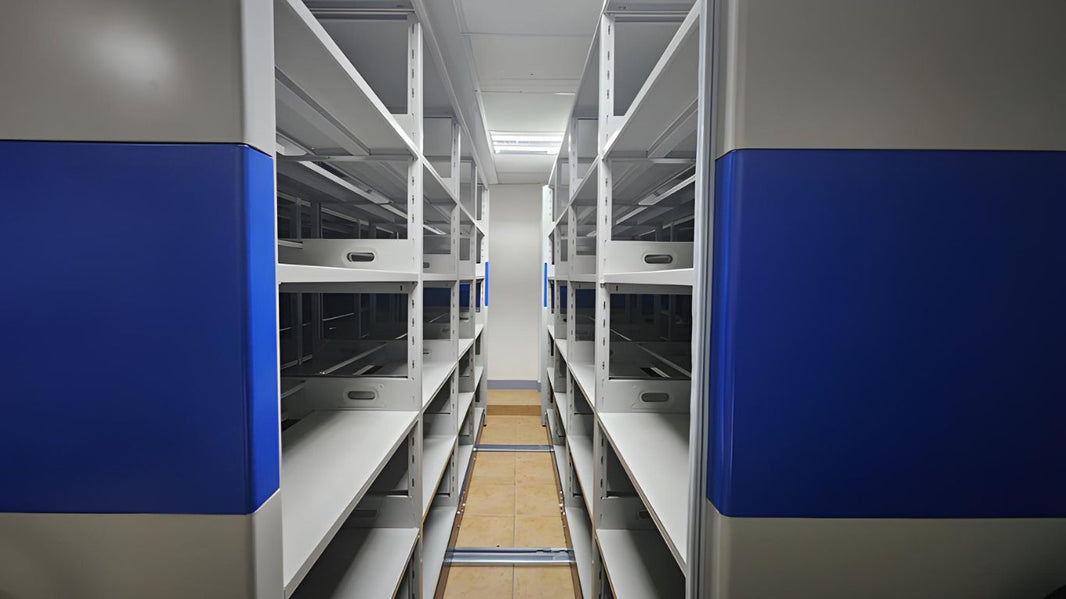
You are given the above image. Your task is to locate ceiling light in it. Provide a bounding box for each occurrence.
[491,131,563,155]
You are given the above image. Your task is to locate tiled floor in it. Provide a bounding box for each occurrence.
[441,389,578,599]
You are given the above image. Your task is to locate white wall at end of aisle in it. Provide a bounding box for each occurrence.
[487,184,542,382]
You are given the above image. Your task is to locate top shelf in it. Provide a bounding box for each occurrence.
[275,0,417,159]
[604,4,700,158]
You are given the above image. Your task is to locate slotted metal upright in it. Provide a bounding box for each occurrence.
[543,2,702,597]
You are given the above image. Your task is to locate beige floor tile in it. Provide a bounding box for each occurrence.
[515,453,556,485]
[456,515,515,548]
[488,389,541,406]
[472,452,515,485]
[443,566,513,598]
[479,419,518,444]
[514,515,567,547]
[513,567,576,599]
[465,483,517,516]
[515,480,560,516]
[513,423,548,444]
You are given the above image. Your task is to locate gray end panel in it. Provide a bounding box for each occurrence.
[715,0,1066,155]
[707,502,1066,599]
[0,493,282,599]
[0,0,274,153]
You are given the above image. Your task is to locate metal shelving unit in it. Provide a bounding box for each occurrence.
[274,0,490,596]
[541,1,702,596]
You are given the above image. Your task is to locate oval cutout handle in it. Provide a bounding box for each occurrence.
[423,261,431,268]
[347,390,377,401]
[640,392,669,403]
[347,251,376,263]
[643,253,674,265]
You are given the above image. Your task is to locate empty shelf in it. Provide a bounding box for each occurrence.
[603,268,693,288]
[603,4,700,158]
[568,434,594,510]
[554,393,570,434]
[597,529,685,599]
[422,434,457,516]
[458,391,476,418]
[291,527,419,599]
[597,412,689,568]
[458,336,475,358]
[474,365,485,387]
[277,263,417,285]
[275,0,415,158]
[555,338,569,361]
[422,505,457,598]
[569,361,596,406]
[281,409,417,593]
[475,322,485,338]
[566,506,594,599]
[422,360,457,407]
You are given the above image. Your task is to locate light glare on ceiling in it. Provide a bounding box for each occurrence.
[491,131,563,155]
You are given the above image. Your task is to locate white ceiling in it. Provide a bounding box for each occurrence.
[455,0,603,184]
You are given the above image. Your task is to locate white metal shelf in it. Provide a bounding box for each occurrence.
[458,391,476,418]
[603,5,700,158]
[458,336,475,358]
[422,505,457,598]
[568,361,596,406]
[597,412,690,568]
[274,0,416,158]
[281,409,417,594]
[555,392,571,434]
[290,526,419,599]
[567,506,594,599]
[597,528,685,599]
[278,263,417,285]
[422,359,457,407]
[603,267,693,288]
[568,433,594,511]
[422,434,458,517]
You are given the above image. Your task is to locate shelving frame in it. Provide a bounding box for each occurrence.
[541,1,705,597]
[273,1,490,597]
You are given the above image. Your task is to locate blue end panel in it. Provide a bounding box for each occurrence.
[543,263,547,308]
[485,261,489,306]
[708,149,1066,518]
[1,141,279,514]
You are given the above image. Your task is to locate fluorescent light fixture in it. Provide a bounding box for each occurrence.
[491,131,563,155]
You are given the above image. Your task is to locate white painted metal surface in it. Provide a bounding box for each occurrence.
[290,527,419,599]
[281,410,417,593]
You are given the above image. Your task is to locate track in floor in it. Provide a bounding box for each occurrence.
[436,390,580,599]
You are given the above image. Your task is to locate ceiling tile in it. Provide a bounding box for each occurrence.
[470,34,589,90]
[459,0,602,36]
[481,92,574,132]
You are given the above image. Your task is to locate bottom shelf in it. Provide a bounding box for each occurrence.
[291,526,419,599]
[422,505,457,598]
[597,528,684,599]
[565,506,593,599]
